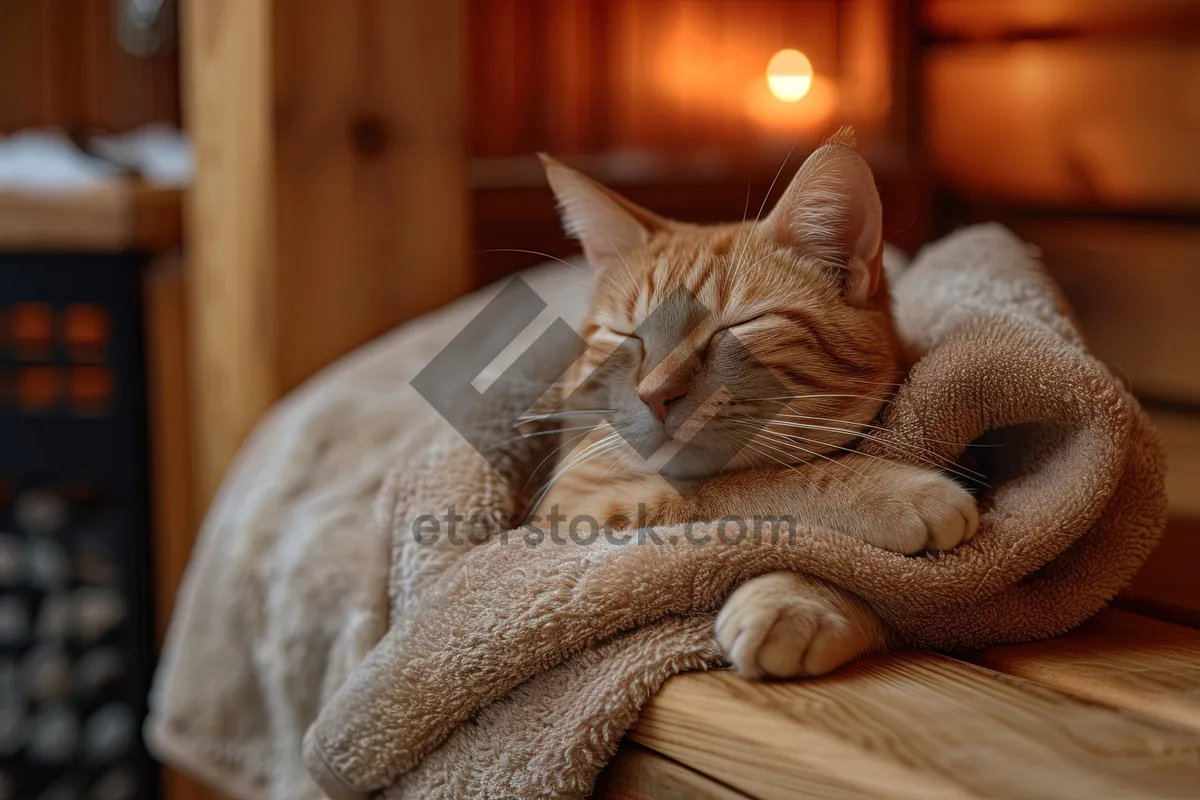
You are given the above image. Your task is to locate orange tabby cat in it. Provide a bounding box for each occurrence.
[532,129,978,679]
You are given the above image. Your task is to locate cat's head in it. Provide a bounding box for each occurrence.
[541,129,901,479]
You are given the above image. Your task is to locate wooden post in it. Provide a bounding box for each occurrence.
[181,0,470,507]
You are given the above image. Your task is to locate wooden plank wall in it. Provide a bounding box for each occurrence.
[0,0,179,132]
[922,0,1200,624]
[182,0,471,508]
[465,0,896,157]
[923,1,1200,42]
[465,0,912,286]
[143,258,213,800]
[925,43,1200,210]
[923,1,1200,211]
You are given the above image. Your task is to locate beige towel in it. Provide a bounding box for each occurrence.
[147,225,1166,800]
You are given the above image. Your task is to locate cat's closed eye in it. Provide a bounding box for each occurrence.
[724,314,769,334]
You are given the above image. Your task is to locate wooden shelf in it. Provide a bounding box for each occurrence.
[0,181,183,252]
[470,144,914,191]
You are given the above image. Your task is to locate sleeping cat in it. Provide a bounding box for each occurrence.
[532,128,978,679]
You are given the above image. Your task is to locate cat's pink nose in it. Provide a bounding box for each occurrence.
[639,386,686,423]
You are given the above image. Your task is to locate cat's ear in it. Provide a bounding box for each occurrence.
[539,153,670,265]
[763,128,884,308]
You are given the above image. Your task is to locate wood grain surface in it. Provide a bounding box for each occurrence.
[180,0,278,510]
[970,610,1200,734]
[1124,518,1200,629]
[0,0,179,133]
[270,0,471,391]
[144,257,196,646]
[596,744,751,800]
[0,186,131,250]
[633,651,1200,798]
[0,184,180,252]
[1156,411,1200,520]
[182,0,470,507]
[633,666,977,800]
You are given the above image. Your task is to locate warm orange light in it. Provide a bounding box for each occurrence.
[744,73,839,139]
[766,49,813,102]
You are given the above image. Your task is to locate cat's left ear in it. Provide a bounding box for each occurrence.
[539,153,672,266]
[763,128,884,308]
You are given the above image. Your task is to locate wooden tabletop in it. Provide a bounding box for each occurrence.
[0,180,183,252]
[599,610,1200,799]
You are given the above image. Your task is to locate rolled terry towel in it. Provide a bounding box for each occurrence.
[147,224,1167,800]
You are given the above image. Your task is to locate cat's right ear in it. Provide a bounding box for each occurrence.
[539,154,669,266]
[762,129,885,309]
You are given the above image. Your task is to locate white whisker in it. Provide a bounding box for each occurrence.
[746,393,894,405]
[769,414,989,482]
[599,230,639,287]
[760,429,864,483]
[522,427,596,495]
[517,409,615,422]
[772,412,973,449]
[476,248,591,278]
[502,424,602,444]
[741,441,819,491]
[730,140,800,277]
[752,424,987,489]
[528,432,624,512]
[729,420,858,483]
[768,418,987,485]
[838,375,907,388]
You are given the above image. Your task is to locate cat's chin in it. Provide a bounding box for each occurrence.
[617,419,758,480]
[651,444,738,482]
[658,446,788,481]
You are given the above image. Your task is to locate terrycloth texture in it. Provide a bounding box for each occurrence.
[147,225,1167,800]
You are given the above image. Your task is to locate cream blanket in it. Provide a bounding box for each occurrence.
[147,225,1166,799]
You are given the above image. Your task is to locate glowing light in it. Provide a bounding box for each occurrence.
[744,73,838,139]
[766,49,813,102]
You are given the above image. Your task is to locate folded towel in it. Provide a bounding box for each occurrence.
[147,225,1166,800]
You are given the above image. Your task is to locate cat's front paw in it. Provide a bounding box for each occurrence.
[905,469,979,553]
[873,467,979,555]
[715,572,873,679]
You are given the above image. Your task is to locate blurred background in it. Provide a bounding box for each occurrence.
[0,1,1197,798]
